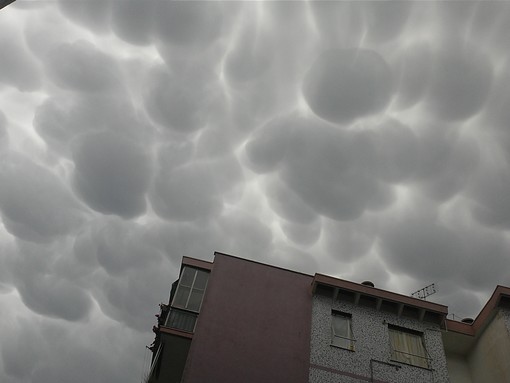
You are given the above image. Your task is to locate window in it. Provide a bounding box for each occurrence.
[388,326,429,368]
[172,267,209,312]
[167,309,197,332]
[331,311,355,350]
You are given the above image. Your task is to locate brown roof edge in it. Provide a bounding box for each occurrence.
[444,319,475,336]
[160,326,194,339]
[448,285,510,336]
[313,273,448,314]
[182,256,213,271]
[213,251,314,277]
[0,0,16,10]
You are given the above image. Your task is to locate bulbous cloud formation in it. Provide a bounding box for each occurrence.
[71,131,152,218]
[2,2,510,383]
[303,49,393,124]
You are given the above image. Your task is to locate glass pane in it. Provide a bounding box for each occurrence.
[187,289,204,311]
[193,270,209,289]
[180,267,196,287]
[173,286,190,307]
[332,336,352,349]
[168,309,197,332]
[332,316,349,337]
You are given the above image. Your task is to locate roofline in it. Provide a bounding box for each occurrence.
[180,254,510,328]
[213,251,314,277]
[0,0,16,10]
[182,256,213,271]
[445,285,510,336]
[313,273,448,314]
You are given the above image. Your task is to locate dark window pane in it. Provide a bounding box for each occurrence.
[173,286,190,307]
[168,309,197,332]
[187,289,204,311]
[180,267,196,287]
[194,270,209,290]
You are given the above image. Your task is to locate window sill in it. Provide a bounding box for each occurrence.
[389,359,432,371]
[330,344,355,352]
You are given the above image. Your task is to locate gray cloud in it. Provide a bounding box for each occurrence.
[150,155,243,222]
[144,65,223,133]
[2,2,510,383]
[34,94,152,156]
[71,131,152,218]
[0,28,41,91]
[45,40,121,93]
[425,44,493,122]
[0,111,7,150]
[0,153,85,242]
[111,1,154,46]
[154,2,223,48]
[303,49,393,124]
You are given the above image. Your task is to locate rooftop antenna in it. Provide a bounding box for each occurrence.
[411,283,436,300]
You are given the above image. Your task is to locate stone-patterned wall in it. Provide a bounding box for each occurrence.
[309,294,450,383]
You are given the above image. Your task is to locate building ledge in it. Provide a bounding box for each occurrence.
[160,326,194,339]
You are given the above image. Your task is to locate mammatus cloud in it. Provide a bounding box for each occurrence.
[1,2,510,383]
[303,49,393,124]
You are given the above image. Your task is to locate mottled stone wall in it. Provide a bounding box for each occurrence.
[309,294,450,383]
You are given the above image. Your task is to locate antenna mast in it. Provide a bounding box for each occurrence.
[411,283,436,300]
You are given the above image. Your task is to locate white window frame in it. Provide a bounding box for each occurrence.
[331,311,355,351]
[171,267,209,313]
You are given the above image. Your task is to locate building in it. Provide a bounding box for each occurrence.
[145,252,510,383]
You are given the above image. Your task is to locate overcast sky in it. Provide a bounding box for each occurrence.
[1,1,510,382]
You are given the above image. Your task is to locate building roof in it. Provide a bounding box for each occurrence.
[312,273,448,325]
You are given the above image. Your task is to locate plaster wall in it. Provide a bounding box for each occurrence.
[445,354,472,383]
[182,254,313,383]
[468,309,510,383]
[309,294,450,383]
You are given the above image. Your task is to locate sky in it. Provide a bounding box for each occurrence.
[1,1,510,382]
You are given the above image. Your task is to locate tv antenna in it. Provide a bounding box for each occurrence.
[411,283,436,300]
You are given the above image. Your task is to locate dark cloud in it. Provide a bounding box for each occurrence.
[391,43,433,110]
[150,155,243,222]
[244,116,292,174]
[469,164,510,229]
[144,65,223,133]
[303,49,393,124]
[0,28,41,91]
[57,0,111,34]
[361,1,412,44]
[275,116,395,220]
[265,176,318,224]
[72,131,152,218]
[379,206,464,281]
[413,127,480,202]
[154,2,223,48]
[45,41,121,93]
[425,44,493,121]
[280,220,321,247]
[2,2,510,383]
[0,153,85,243]
[111,1,154,46]
[34,94,152,156]
[0,111,7,150]
[323,219,376,263]
[309,2,364,48]
[4,240,92,321]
